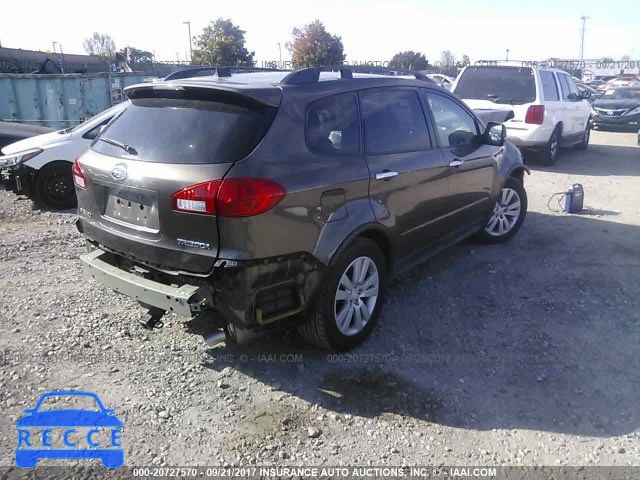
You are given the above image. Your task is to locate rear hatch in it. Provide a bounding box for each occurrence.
[453,66,537,123]
[75,85,280,275]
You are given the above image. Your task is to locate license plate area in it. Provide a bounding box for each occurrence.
[104,189,159,231]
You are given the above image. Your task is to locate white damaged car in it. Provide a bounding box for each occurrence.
[0,102,127,209]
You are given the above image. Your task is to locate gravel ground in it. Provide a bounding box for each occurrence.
[0,130,639,470]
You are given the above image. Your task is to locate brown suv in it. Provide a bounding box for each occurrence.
[76,67,529,351]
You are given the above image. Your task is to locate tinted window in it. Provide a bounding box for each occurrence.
[454,67,536,104]
[92,94,277,164]
[360,89,430,155]
[539,71,559,101]
[557,74,578,100]
[423,93,478,147]
[306,93,360,155]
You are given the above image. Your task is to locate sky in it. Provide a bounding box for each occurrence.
[2,0,639,64]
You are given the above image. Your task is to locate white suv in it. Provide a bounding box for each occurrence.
[452,64,591,165]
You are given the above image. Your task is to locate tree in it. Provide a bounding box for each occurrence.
[286,20,345,68]
[621,55,631,61]
[440,50,456,67]
[83,32,116,60]
[389,51,428,70]
[119,47,154,64]
[461,54,470,65]
[191,19,254,66]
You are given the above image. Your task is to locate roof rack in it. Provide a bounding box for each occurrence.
[164,66,290,81]
[280,66,436,85]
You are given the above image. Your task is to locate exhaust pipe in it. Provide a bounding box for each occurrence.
[204,330,226,347]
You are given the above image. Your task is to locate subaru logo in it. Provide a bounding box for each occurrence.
[111,164,127,181]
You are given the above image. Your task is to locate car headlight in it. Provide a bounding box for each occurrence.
[624,106,640,116]
[0,148,42,168]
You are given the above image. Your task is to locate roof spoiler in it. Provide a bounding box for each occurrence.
[123,82,282,108]
[164,65,290,81]
[280,66,437,85]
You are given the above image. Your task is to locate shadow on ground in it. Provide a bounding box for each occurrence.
[198,211,640,438]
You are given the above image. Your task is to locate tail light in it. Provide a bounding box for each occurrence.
[72,159,86,189]
[172,178,286,217]
[525,105,545,124]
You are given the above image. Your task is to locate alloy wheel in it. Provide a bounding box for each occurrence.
[334,256,379,336]
[485,187,522,237]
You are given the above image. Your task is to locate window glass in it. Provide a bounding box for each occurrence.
[453,67,536,104]
[539,71,559,101]
[557,74,575,100]
[306,93,360,155]
[423,92,479,147]
[360,89,430,155]
[92,94,277,164]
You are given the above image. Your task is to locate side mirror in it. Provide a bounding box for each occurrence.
[579,90,592,100]
[567,92,580,101]
[483,122,506,146]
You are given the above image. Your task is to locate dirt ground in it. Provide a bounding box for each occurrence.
[0,130,639,471]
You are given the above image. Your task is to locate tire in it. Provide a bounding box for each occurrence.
[298,238,387,351]
[538,127,560,166]
[474,176,527,244]
[575,125,590,151]
[34,162,77,210]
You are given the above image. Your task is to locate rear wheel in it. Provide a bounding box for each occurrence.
[34,162,77,210]
[474,177,527,244]
[538,127,560,166]
[575,125,590,151]
[298,238,387,350]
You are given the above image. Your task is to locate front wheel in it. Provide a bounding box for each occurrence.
[298,238,387,351]
[474,177,527,244]
[34,162,77,210]
[538,128,560,166]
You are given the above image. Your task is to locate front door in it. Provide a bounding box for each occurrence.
[359,88,451,259]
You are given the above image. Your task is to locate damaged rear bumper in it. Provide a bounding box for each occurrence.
[80,247,323,329]
[80,249,211,317]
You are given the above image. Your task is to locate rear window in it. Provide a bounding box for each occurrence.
[92,93,277,164]
[454,67,536,104]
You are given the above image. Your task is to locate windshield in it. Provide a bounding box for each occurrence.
[36,395,100,412]
[454,67,536,104]
[92,94,278,164]
[603,89,640,100]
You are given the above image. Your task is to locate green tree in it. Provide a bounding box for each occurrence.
[461,54,470,65]
[389,51,428,70]
[83,32,116,60]
[286,20,345,68]
[440,50,456,67]
[119,47,154,64]
[191,18,255,66]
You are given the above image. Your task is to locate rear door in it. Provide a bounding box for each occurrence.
[421,90,497,226]
[557,72,589,137]
[359,88,450,258]
[76,89,279,274]
[538,69,564,126]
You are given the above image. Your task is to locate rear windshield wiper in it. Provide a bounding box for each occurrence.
[99,137,138,155]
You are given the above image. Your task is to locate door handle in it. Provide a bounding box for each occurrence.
[375,171,398,180]
[449,159,464,167]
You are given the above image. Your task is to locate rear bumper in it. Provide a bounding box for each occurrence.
[80,249,209,317]
[505,123,555,148]
[80,247,322,329]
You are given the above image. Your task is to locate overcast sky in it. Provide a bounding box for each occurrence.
[2,0,639,64]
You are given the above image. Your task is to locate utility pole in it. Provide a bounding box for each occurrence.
[506,49,509,62]
[276,42,282,65]
[183,21,193,63]
[580,16,589,62]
